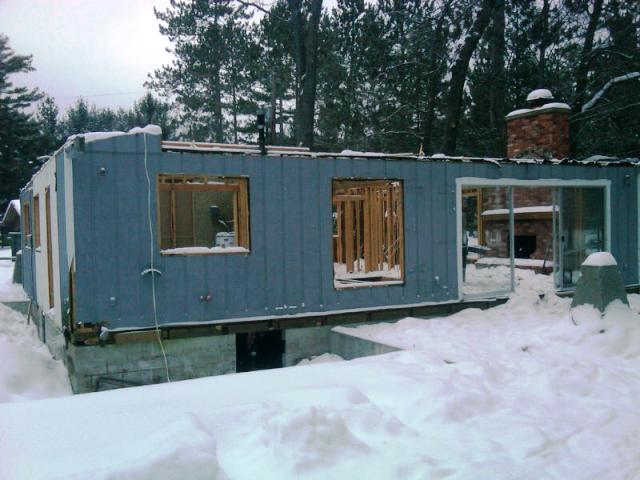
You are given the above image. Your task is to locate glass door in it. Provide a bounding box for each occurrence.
[557,187,606,289]
[461,186,514,297]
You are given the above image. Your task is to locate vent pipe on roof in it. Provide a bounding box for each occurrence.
[257,109,267,155]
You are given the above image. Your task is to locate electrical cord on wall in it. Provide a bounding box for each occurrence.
[143,132,171,383]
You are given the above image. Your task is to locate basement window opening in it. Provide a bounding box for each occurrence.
[236,331,284,373]
[332,179,404,288]
[157,174,250,255]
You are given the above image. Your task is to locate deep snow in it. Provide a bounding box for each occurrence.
[0,302,70,403]
[0,252,28,302]
[1,270,640,479]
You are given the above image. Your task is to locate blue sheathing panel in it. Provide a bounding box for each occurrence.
[19,189,35,298]
[69,135,640,329]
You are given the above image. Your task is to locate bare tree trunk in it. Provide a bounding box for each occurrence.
[232,82,238,144]
[279,96,284,143]
[489,0,505,154]
[571,0,604,155]
[289,0,305,145]
[422,0,452,153]
[288,0,322,148]
[441,0,497,155]
[538,0,550,88]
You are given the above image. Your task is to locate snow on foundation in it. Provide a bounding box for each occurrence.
[296,353,344,366]
[582,251,617,267]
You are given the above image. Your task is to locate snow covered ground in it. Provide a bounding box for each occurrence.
[0,248,27,302]
[1,269,640,478]
[0,303,71,403]
[0,248,71,403]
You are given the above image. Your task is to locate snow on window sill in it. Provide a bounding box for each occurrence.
[334,279,404,290]
[160,246,250,256]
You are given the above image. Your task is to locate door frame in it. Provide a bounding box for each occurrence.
[45,186,54,308]
[455,177,611,300]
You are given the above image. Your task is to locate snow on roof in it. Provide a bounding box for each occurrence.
[526,89,553,101]
[8,200,20,217]
[538,102,571,111]
[582,252,617,267]
[160,141,639,167]
[1,200,21,227]
[69,124,162,144]
[506,102,571,119]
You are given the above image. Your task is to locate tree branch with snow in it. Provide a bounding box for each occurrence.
[581,72,640,112]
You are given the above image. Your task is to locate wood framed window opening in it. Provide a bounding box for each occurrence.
[157,174,250,254]
[33,194,41,249]
[332,179,404,288]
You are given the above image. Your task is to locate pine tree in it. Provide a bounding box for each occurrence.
[35,95,61,154]
[0,35,42,210]
[148,0,249,142]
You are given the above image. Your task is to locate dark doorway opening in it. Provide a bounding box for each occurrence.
[236,330,284,373]
[514,235,536,259]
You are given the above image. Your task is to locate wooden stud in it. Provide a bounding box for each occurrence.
[345,200,354,272]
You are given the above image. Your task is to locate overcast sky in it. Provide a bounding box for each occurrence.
[1,0,174,113]
[1,0,341,116]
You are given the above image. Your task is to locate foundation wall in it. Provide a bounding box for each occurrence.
[65,334,236,393]
[283,325,334,367]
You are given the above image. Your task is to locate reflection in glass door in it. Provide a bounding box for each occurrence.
[461,186,514,297]
[557,187,605,289]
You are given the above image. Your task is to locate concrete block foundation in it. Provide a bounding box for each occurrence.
[66,334,236,393]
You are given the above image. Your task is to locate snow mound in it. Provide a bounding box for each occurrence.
[68,413,228,480]
[526,88,553,101]
[297,353,344,366]
[262,404,370,473]
[582,251,617,267]
[4,270,640,478]
[0,303,71,403]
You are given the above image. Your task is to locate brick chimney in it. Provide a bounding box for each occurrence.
[506,89,571,159]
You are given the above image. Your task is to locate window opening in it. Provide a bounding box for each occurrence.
[157,174,250,254]
[236,331,284,372]
[332,179,404,288]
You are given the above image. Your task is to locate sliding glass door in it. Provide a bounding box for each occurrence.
[460,182,607,298]
[557,187,606,289]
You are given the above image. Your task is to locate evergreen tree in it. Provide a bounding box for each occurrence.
[0,35,42,210]
[148,0,248,142]
[35,95,61,154]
